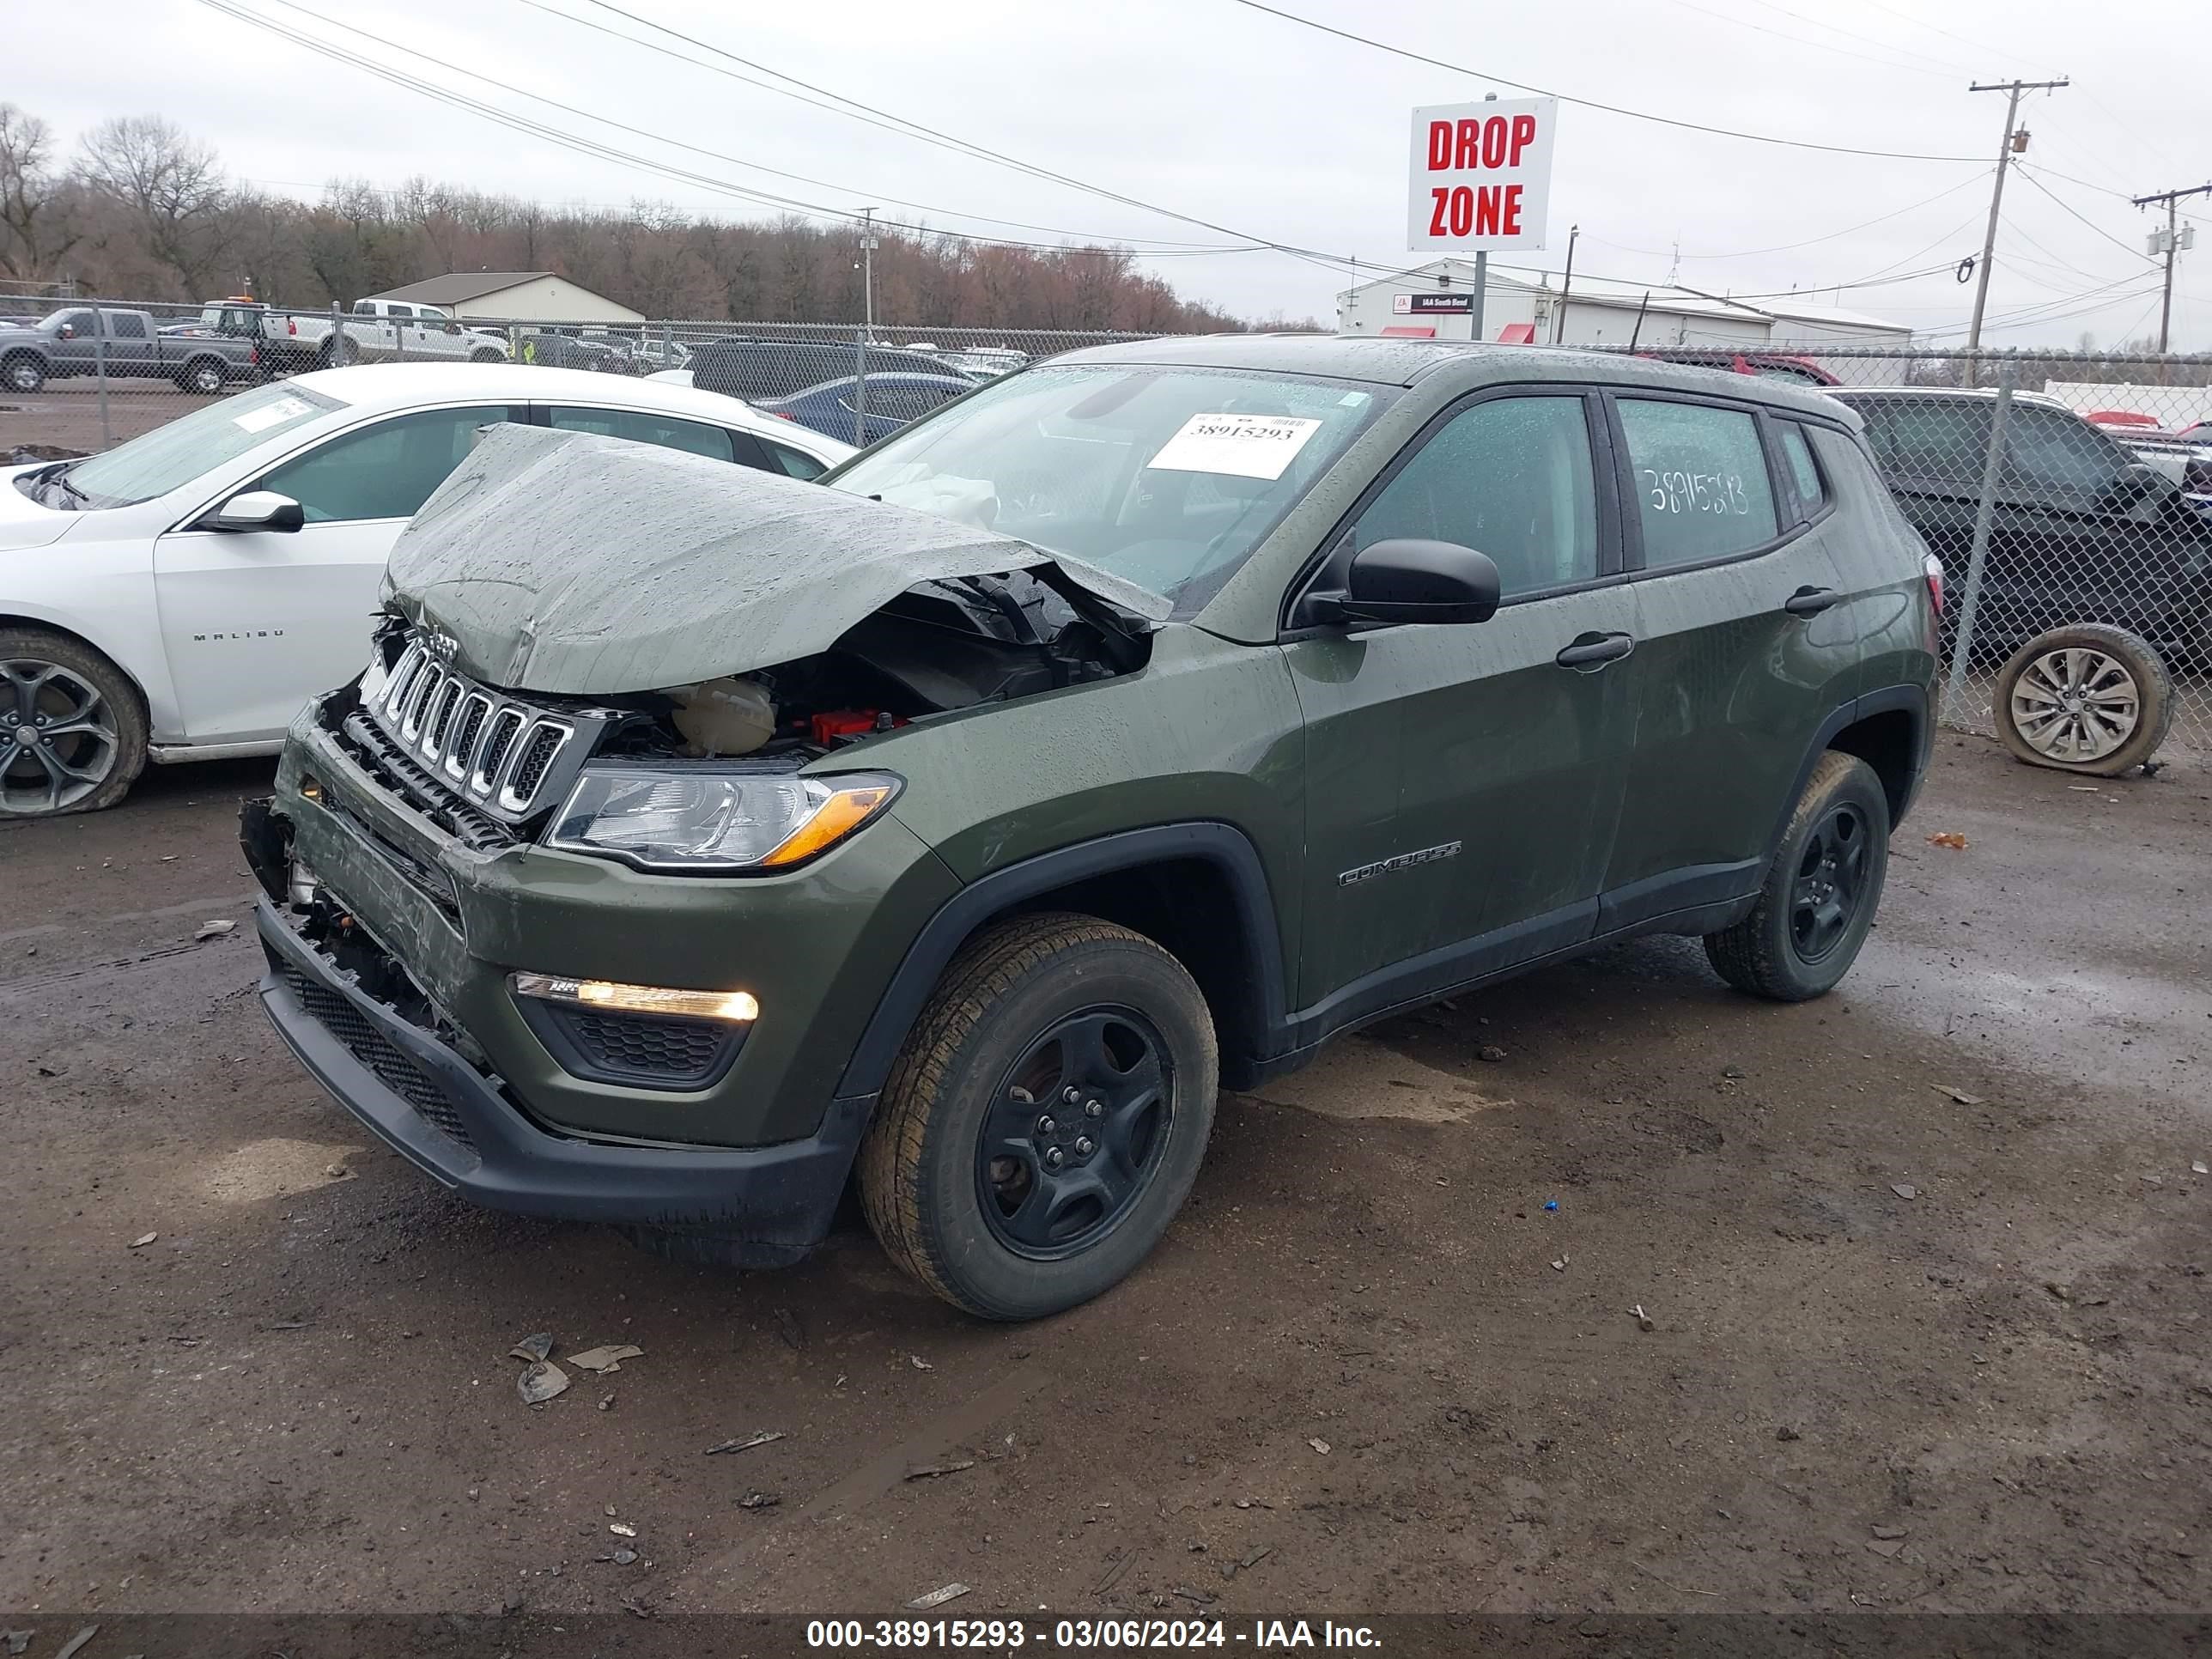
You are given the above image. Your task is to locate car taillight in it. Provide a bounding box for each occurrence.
[1923,551,1945,616]
[773,411,795,420]
[287,317,297,336]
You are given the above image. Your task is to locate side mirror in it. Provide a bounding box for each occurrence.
[209,490,305,532]
[57,324,76,340]
[1338,538,1502,628]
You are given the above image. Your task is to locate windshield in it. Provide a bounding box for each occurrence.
[60,382,343,508]
[826,365,1389,609]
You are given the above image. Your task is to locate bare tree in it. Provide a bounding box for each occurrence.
[75,116,228,296]
[0,103,80,285]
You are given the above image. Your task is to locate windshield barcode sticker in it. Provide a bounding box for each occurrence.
[1146,413,1323,481]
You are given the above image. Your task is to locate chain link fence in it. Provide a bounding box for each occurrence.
[4,307,2204,765]
[0,296,1161,455]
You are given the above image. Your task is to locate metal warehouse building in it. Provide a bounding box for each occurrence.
[359,271,645,325]
[1335,259,1910,350]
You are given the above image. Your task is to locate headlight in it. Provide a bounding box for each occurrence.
[546,767,900,872]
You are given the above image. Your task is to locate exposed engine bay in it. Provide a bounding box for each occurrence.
[606,568,1148,761]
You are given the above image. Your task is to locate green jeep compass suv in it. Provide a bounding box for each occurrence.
[243,336,1939,1320]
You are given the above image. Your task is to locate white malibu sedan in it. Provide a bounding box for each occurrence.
[0,364,854,817]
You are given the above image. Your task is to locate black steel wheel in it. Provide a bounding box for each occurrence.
[1705,750,1890,1001]
[860,913,1218,1321]
[0,629,147,817]
[975,1007,1174,1259]
[1788,799,1874,965]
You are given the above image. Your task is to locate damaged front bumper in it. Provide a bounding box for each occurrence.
[242,690,963,1261]
[254,898,866,1257]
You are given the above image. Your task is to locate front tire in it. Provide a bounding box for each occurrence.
[0,629,148,818]
[3,352,46,394]
[1992,623,2173,777]
[859,913,1218,1321]
[1705,751,1889,1002]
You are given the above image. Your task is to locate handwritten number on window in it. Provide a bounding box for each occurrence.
[1640,468,1751,516]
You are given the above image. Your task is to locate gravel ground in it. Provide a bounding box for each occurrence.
[1,737,2208,1625]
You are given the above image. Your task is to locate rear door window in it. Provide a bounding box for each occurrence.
[106,312,149,339]
[547,405,737,462]
[1616,398,1780,568]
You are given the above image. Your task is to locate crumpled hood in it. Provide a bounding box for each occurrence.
[383,422,1169,696]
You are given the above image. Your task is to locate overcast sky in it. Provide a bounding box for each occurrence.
[15,0,2201,347]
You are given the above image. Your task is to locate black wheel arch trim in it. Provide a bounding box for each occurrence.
[832,822,1291,1102]
[1765,682,1930,860]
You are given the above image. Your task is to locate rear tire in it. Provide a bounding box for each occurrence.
[470,347,504,364]
[317,335,356,369]
[859,913,1218,1321]
[0,628,148,818]
[177,356,228,395]
[1705,751,1889,1002]
[1991,623,2173,777]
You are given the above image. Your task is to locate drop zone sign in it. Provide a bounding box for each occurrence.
[1409,97,1558,252]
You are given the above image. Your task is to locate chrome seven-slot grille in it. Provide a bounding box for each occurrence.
[365,639,579,820]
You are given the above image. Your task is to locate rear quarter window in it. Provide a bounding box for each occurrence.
[1775,422,1829,519]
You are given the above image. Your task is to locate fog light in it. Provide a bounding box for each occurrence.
[509,972,759,1023]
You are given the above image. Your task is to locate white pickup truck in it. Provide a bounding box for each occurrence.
[192,298,511,373]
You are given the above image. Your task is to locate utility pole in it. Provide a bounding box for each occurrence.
[1966,77,2068,350]
[2131,182,2209,352]
[1553,223,1578,344]
[857,206,879,337]
[1470,91,1496,343]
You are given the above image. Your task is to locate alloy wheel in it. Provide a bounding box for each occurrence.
[975,1007,1174,1260]
[1790,802,1871,965]
[2007,647,2141,764]
[0,657,120,815]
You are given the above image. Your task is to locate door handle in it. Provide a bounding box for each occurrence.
[1554,631,1635,670]
[1784,586,1840,617]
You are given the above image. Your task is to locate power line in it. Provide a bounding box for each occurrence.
[2013,167,2160,264]
[1650,0,1958,80]
[537,0,1324,260]
[238,0,1260,254]
[1219,0,1985,161]
[1717,0,1975,76]
[1581,171,1988,262]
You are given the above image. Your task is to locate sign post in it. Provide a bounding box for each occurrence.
[1408,95,1558,342]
